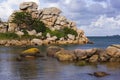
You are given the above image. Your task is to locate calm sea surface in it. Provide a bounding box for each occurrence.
[0,37,120,80]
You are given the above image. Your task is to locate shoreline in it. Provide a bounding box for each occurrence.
[0,39,88,46]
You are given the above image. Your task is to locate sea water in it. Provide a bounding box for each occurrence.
[0,36,120,80]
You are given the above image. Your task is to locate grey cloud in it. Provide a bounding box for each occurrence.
[41,0,59,3]
[110,0,120,9]
[92,0,107,2]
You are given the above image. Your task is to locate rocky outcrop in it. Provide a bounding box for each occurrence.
[106,44,120,62]
[7,2,88,44]
[46,44,120,62]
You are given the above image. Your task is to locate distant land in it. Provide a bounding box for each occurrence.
[87,35,120,37]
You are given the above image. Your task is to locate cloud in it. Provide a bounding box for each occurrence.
[110,0,120,9]
[0,0,120,36]
[80,15,120,36]
[92,0,107,2]
[0,0,40,21]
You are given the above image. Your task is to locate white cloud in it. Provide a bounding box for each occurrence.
[0,0,119,36]
[80,15,120,36]
[0,0,40,21]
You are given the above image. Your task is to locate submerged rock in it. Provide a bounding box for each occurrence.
[20,48,40,57]
[17,48,44,61]
[90,71,110,77]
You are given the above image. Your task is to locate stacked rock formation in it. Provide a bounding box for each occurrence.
[8,2,77,31]
[8,2,88,44]
[47,44,120,62]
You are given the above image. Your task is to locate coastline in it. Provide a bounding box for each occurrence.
[0,39,88,46]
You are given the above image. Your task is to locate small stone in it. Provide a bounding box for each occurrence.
[93,72,110,77]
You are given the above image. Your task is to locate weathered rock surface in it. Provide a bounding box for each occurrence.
[47,46,63,57]
[47,44,120,62]
[19,2,38,10]
[89,72,110,77]
[16,48,44,61]
[106,44,120,62]
[0,22,8,33]
[74,48,97,60]
[21,48,40,57]
[55,50,76,61]
[31,38,43,45]
[7,2,88,44]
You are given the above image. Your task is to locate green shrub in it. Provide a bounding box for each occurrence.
[12,12,33,30]
[12,12,47,33]
[0,32,19,40]
[31,19,46,33]
[22,29,28,35]
[63,27,78,37]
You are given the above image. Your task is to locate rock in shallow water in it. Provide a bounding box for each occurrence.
[88,71,110,77]
[55,50,76,61]
[94,72,110,77]
[47,46,63,57]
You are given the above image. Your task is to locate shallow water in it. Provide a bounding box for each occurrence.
[0,37,120,80]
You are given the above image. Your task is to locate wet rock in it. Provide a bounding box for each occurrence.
[93,72,110,77]
[74,49,87,60]
[47,46,63,57]
[86,48,97,56]
[87,41,94,44]
[20,48,40,57]
[106,44,120,58]
[75,61,87,66]
[74,48,97,61]
[55,50,76,61]
[89,55,99,63]
[99,49,110,62]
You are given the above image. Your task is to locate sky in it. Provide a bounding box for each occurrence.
[0,0,120,36]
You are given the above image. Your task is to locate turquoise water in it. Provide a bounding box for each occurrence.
[0,37,120,80]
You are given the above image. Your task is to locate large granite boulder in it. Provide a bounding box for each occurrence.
[106,44,120,61]
[74,48,97,60]
[19,2,38,10]
[89,55,99,63]
[55,49,76,61]
[47,46,63,57]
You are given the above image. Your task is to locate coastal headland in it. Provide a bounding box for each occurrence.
[0,2,88,46]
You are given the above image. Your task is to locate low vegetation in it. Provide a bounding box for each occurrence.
[9,12,78,40]
[0,32,19,40]
[43,27,78,39]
